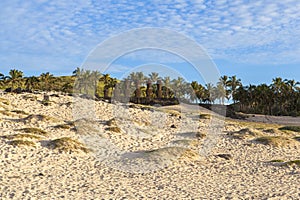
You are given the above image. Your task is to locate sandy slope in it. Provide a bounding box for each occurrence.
[0,92,300,199]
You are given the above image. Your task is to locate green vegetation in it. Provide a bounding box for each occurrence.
[47,137,90,153]
[17,127,48,135]
[0,68,299,116]
[279,126,300,132]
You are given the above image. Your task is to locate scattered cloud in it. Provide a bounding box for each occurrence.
[0,0,300,75]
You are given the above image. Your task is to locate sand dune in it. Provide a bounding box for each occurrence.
[0,92,300,199]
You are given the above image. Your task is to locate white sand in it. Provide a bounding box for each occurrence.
[0,92,300,199]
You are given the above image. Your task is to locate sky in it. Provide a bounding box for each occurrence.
[0,0,300,85]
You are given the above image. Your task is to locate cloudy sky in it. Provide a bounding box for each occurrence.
[0,0,299,84]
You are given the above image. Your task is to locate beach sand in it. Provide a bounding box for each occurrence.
[0,92,299,199]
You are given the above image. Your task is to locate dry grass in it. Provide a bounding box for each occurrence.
[105,126,121,133]
[17,127,48,135]
[294,136,300,142]
[171,139,198,147]
[9,140,36,147]
[22,95,37,101]
[199,113,212,119]
[11,110,28,115]
[2,134,42,140]
[279,126,300,133]
[268,159,300,167]
[106,118,117,126]
[0,110,15,116]
[253,136,296,147]
[53,124,71,129]
[21,114,59,123]
[47,137,91,153]
[0,97,10,105]
[228,128,263,139]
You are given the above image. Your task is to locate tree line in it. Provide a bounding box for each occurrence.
[0,68,299,116]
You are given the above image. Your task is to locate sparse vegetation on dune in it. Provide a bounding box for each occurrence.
[2,133,42,140]
[47,137,90,153]
[228,128,263,139]
[279,126,300,133]
[20,114,59,123]
[11,110,28,115]
[0,97,10,105]
[171,139,198,147]
[9,140,36,147]
[106,118,117,126]
[253,136,296,147]
[105,126,121,133]
[268,159,300,167]
[17,127,48,135]
[53,124,71,129]
[199,113,212,119]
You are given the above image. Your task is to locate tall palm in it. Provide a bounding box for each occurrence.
[228,75,242,103]
[7,69,24,89]
[25,76,40,91]
[40,72,54,91]
[163,76,171,98]
[148,72,160,83]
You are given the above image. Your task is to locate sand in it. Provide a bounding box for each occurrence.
[0,92,300,199]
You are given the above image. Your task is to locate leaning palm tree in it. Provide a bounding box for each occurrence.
[6,69,24,90]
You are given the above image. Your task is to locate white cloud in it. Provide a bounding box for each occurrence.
[0,0,300,74]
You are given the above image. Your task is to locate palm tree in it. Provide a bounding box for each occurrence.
[6,69,24,89]
[72,67,82,76]
[40,72,54,91]
[25,76,40,92]
[228,75,242,103]
[148,72,160,83]
[0,73,4,80]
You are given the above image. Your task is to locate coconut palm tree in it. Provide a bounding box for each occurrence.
[228,75,242,103]
[148,72,160,83]
[40,72,54,91]
[6,69,24,90]
[25,76,40,92]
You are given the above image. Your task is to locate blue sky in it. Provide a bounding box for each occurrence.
[0,0,299,85]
